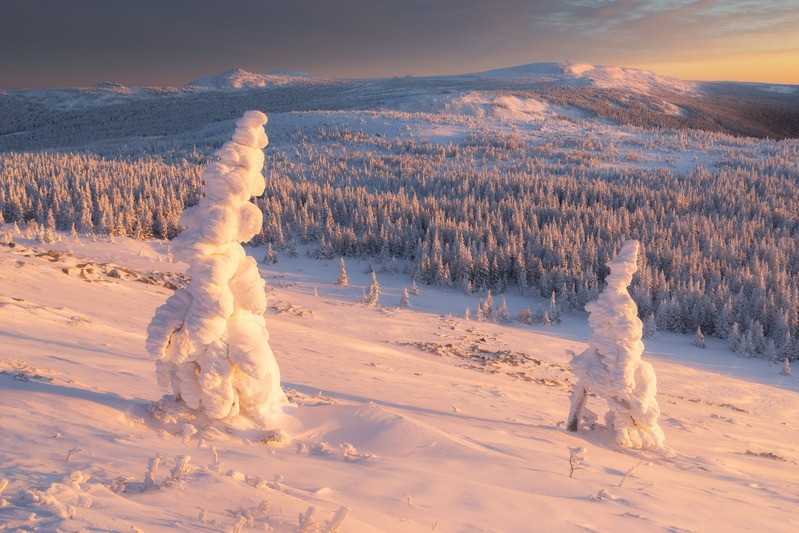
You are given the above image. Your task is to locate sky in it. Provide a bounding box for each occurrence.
[1,0,797,89]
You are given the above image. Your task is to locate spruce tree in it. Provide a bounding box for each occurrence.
[337,257,349,286]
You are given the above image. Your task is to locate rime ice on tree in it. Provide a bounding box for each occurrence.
[147,110,289,423]
[567,240,665,450]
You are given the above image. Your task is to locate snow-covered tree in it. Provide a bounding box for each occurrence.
[567,240,665,450]
[337,257,349,286]
[146,111,288,424]
[362,272,381,306]
[729,322,743,354]
[642,312,658,339]
[692,327,706,349]
[497,298,510,323]
[263,242,278,264]
[780,356,792,377]
[480,289,495,322]
[411,280,420,295]
[400,287,410,308]
[764,339,778,362]
[549,291,562,323]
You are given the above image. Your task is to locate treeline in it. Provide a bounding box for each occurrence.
[0,151,202,239]
[2,123,799,361]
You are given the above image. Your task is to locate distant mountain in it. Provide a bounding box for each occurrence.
[463,61,701,95]
[184,67,317,90]
[1,61,797,152]
[95,81,127,90]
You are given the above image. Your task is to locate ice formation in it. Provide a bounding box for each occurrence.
[147,110,289,423]
[567,240,665,450]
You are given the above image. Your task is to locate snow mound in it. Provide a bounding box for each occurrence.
[445,92,556,122]
[467,61,701,95]
[184,68,317,90]
[291,403,500,460]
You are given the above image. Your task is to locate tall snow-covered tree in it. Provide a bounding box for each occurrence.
[567,240,665,450]
[146,110,288,424]
[337,257,349,286]
[362,272,381,306]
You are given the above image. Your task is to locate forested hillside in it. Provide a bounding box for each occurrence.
[2,66,798,358]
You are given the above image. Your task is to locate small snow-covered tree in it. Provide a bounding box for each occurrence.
[497,298,510,323]
[729,322,743,353]
[549,291,562,323]
[780,356,792,377]
[642,312,658,340]
[411,280,420,295]
[264,242,278,264]
[362,272,381,306]
[764,339,777,362]
[691,326,706,348]
[400,287,410,308]
[337,257,349,286]
[481,289,495,322]
[146,111,288,424]
[567,240,665,450]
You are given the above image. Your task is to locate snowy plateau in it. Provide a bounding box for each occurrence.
[1,62,799,532]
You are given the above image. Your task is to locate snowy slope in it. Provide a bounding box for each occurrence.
[1,234,797,532]
[464,61,701,95]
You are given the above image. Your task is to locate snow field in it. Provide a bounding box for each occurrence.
[1,235,797,531]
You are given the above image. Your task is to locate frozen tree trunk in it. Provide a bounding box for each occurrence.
[147,110,289,424]
[566,385,588,432]
[567,240,665,450]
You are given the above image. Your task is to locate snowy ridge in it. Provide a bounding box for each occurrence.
[184,67,318,90]
[465,61,701,95]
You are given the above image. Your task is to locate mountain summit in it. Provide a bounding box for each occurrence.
[184,67,315,90]
[465,61,700,94]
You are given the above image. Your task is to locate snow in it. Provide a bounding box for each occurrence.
[147,110,289,423]
[1,59,798,532]
[465,60,702,95]
[760,84,797,94]
[569,241,665,450]
[1,234,797,532]
[184,68,320,90]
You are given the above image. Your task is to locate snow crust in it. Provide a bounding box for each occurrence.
[569,240,666,450]
[147,110,289,422]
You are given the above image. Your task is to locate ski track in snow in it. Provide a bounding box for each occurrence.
[0,236,797,532]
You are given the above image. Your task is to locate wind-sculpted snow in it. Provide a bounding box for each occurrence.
[568,240,665,450]
[147,110,288,422]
